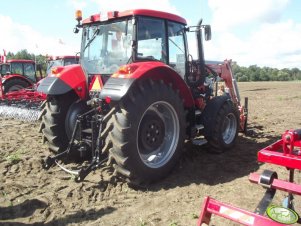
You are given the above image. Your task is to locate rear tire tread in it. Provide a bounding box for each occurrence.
[40,93,77,153]
[103,79,185,184]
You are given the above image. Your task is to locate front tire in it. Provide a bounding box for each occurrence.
[202,98,239,152]
[105,80,186,184]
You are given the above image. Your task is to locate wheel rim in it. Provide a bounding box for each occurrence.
[137,101,179,168]
[221,112,237,144]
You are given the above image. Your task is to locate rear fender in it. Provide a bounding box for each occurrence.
[2,74,33,86]
[37,65,87,99]
[100,62,194,108]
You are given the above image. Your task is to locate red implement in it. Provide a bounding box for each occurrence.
[198,129,301,225]
[198,196,284,226]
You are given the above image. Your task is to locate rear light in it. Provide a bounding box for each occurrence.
[107,11,119,18]
[105,96,111,104]
[112,65,138,78]
[51,66,64,77]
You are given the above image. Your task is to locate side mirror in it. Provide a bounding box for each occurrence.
[204,25,211,41]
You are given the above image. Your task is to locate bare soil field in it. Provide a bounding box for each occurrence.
[1,81,301,226]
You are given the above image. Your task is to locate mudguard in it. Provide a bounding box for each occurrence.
[37,65,87,99]
[100,61,194,107]
[2,74,33,86]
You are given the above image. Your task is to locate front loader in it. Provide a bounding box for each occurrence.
[38,9,248,184]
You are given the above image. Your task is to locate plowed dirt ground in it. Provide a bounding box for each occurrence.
[1,81,301,226]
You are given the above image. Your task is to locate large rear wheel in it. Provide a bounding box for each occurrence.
[3,79,30,93]
[40,92,80,153]
[104,80,186,184]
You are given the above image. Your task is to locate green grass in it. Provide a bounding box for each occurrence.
[138,218,147,226]
[191,213,199,219]
[277,95,301,101]
[0,191,13,206]
[5,152,22,165]
[1,190,8,197]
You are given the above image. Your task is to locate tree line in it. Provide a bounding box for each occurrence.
[232,62,301,82]
[5,49,48,74]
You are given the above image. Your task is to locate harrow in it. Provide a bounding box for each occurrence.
[198,129,301,225]
[0,55,79,121]
[0,79,46,121]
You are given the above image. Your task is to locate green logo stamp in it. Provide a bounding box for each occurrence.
[266,205,299,224]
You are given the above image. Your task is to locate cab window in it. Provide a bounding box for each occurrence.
[11,63,23,75]
[24,63,36,81]
[168,21,186,77]
[137,17,167,62]
[0,64,10,75]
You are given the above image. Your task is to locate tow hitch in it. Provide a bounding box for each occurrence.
[42,102,110,182]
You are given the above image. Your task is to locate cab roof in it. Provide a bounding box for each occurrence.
[6,59,35,64]
[47,56,79,61]
[83,9,187,25]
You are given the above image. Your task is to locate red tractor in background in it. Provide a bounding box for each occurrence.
[0,59,42,93]
[0,56,79,121]
[38,9,248,184]
[46,55,79,75]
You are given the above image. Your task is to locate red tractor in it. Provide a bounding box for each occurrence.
[46,55,79,75]
[0,56,80,121]
[0,59,42,93]
[38,9,247,184]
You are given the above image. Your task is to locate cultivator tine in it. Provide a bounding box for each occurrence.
[0,87,46,122]
[0,106,40,122]
[0,101,42,122]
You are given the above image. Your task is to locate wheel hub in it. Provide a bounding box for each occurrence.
[222,113,237,144]
[139,112,165,153]
[137,100,180,169]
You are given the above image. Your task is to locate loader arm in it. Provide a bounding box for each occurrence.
[206,59,241,106]
[206,60,247,132]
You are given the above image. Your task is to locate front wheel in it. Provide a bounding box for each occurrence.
[104,80,186,184]
[202,98,239,152]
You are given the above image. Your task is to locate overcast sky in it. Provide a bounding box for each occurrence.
[0,0,300,69]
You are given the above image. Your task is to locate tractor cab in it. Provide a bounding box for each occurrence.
[0,59,42,93]
[46,56,79,75]
[0,59,37,82]
[76,9,211,90]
